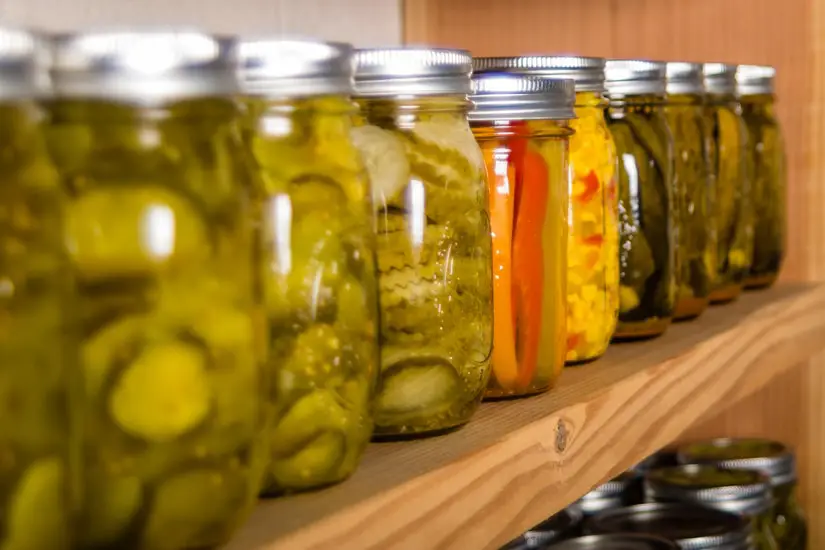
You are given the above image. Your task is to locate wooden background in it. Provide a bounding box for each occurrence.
[403,0,825,543]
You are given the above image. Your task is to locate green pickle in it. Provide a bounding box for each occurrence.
[47,32,266,549]
[238,40,378,493]
[353,48,493,437]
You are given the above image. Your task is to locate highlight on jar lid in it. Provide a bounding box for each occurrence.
[604,59,667,96]
[645,464,773,516]
[353,47,472,96]
[0,27,49,99]
[585,502,752,550]
[237,39,354,97]
[665,62,704,95]
[468,72,575,121]
[736,64,776,96]
[702,62,738,95]
[577,470,641,515]
[471,55,606,92]
[677,437,797,488]
[48,30,238,102]
[545,534,679,550]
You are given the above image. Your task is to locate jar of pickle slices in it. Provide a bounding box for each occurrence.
[678,438,807,549]
[47,32,266,549]
[237,40,379,494]
[604,60,676,339]
[352,48,493,437]
[473,55,619,364]
[737,66,786,289]
[0,28,75,550]
[469,73,573,398]
[704,63,753,303]
[665,62,716,320]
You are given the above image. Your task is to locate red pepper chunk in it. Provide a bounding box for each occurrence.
[583,233,604,246]
[576,170,601,204]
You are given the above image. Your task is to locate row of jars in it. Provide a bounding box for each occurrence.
[503,438,806,550]
[0,24,786,549]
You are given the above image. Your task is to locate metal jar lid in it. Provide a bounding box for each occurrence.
[472,55,605,93]
[677,438,796,488]
[577,471,642,516]
[703,63,738,95]
[49,30,238,103]
[0,27,49,99]
[585,503,752,550]
[666,62,704,95]
[468,72,575,121]
[353,47,471,97]
[632,449,680,474]
[547,534,679,549]
[500,508,582,549]
[736,65,776,96]
[238,39,353,97]
[645,464,773,516]
[604,59,666,96]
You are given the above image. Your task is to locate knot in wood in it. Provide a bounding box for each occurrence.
[555,418,569,453]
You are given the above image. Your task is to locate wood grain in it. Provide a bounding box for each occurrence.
[228,284,825,550]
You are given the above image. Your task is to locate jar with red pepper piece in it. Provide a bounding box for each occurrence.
[469,73,574,397]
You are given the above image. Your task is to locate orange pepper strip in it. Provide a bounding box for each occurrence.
[577,170,601,204]
[583,233,604,246]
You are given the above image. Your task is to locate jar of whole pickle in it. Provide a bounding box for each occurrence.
[646,465,779,550]
[352,48,493,437]
[468,73,573,397]
[664,62,716,320]
[703,63,753,303]
[678,438,807,549]
[46,32,267,549]
[736,66,786,289]
[0,28,75,550]
[604,60,676,339]
[237,40,379,494]
[473,55,619,364]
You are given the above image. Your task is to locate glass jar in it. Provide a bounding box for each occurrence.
[737,66,786,290]
[665,63,716,320]
[237,41,379,494]
[604,60,676,339]
[577,471,644,517]
[47,32,266,549]
[704,64,753,303]
[548,534,679,549]
[678,438,808,549]
[0,29,74,550]
[468,73,573,397]
[646,465,779,550]
[473,56,619,364]
[502,507,582,549]
[352,48,493,437]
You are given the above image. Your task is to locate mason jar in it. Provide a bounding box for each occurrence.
[646,465,779,550]
[501,507,582,549]
[352,48,493,437]
[586,503,752,549]
[0,28,75,550]
[237,40,379,494]
[604,60,676,339]
[704,63,753,304]
[469,73,573,398]
[547,534,679,549]
[47,32,267,549]
[736,66,786,290]
[665,62,716,320]
[577,471,644,517]
[678,438,807,550]
[473,55,619,364]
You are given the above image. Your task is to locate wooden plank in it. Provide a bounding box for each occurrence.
[228,284,825,550]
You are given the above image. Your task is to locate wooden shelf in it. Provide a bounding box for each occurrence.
[228,283,825,550]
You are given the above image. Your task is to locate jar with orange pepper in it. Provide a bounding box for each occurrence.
[469,73,574,397]
[473,56,619,364]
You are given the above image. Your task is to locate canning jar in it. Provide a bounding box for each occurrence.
[704,63,753,303]
[0,28,75,550]
[737,66,786,289]
[469,73,573,397]
[547,534,679,549]
[586,503,752,549]
[473,56,619,364]
[577,471,644,517]
[665,63,716,320]
[352,48,493,437]
[646,465,779,550]
[678,438,807,549]
[47,32,266,549]
[238,40,378,494]
[501,507,582,549]
[604,60,676,339]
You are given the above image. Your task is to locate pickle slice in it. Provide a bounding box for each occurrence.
[350,125,409,207]
[80,475,143,547]
[268,431,346,490]
[375,355,461,425]
[269,390,348,457]
[3,458,67,550]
